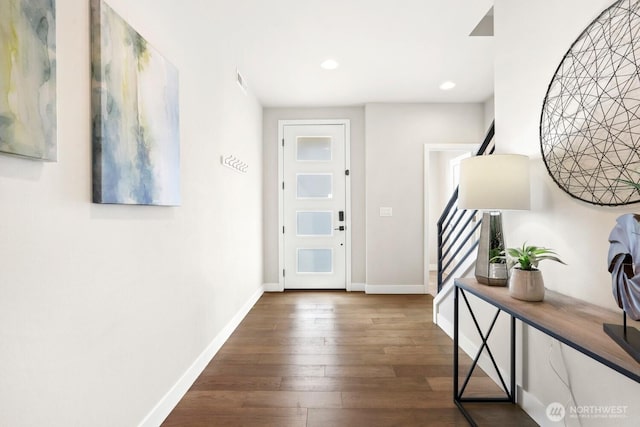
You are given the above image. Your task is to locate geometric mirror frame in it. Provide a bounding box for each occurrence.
[540,0,640,206]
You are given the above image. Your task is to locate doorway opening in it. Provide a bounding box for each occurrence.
[424,144,478,295]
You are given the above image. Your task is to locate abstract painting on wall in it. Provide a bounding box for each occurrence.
[0,0,57,161]
[91,0,180,206]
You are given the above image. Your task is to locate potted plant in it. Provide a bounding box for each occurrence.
[492,243,566,301]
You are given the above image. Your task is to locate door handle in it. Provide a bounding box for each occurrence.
[334,226,345,231]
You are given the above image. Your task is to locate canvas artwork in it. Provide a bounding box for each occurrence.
[91,0,180,205]
[0,0,57,161]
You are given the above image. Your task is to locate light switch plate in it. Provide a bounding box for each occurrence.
[380,207,393,217]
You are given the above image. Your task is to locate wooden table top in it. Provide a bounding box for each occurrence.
[454,278,640,383]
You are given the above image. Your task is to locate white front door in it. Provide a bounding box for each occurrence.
[280,121,350,289]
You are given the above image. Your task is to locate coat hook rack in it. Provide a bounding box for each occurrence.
[221,155,248,174]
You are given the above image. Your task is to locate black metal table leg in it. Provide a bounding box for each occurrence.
[511,315,516,403]
[453,286,516,426]
[454,286,478,426]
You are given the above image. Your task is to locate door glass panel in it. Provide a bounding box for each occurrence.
[297,248,333,273]
[297,136,332,161]
[297,211,333,236]
[297,174,332,199]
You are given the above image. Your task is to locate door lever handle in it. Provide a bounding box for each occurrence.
[334,226,345,231]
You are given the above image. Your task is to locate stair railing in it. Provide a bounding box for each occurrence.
[436,122,495,292]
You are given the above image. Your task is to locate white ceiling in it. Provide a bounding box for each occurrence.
[233,0,495,107]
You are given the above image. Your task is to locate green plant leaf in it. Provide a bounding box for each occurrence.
[501,243,566,270]
[615,178,640,191]
[536,255,567,265]
[507,248,522,258]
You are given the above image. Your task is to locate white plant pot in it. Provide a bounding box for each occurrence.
[509,268,545,301]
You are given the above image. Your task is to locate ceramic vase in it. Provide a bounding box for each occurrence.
[509,268,544,301]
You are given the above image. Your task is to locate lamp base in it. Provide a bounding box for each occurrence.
[475,211,508,286]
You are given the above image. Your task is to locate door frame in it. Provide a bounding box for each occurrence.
[278,119,351,292]
[423,143,478,295]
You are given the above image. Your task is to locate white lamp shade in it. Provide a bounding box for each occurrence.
[458,154,531,210]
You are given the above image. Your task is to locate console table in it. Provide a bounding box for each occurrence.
[453,277,640,426]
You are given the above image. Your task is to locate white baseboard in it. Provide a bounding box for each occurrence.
[350,282,366,292]
[435,312,454,339]
[365,283,426,294]
[263,282,283,292]
[264,283,365,292]
[432,281,454,323]
[264,282,420,294]
[138,285,264,427]
[518,386,547,427]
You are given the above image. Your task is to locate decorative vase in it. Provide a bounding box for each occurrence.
[486,262,508,286]
[509,268,545,301]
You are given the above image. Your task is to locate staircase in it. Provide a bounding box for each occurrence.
[436,121,495,293]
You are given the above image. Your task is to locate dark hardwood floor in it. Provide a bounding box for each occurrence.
[162,291,537,426]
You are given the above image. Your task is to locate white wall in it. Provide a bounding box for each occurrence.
[428,152,446,267]
[437,1,640,425]
[494,0,629,308]
[496,1,640,424]
[262,107,366,285]
[483,95,495,131]
[365,104,484,288]
[0,1,263,426]
[263,104,484,292]
[427,150,468,267]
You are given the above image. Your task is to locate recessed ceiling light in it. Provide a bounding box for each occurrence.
[439,81,456,90]
[320,59,339,70]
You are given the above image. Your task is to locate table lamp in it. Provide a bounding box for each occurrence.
[458,154,530,285]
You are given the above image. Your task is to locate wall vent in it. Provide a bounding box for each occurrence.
[236,69,248,94]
